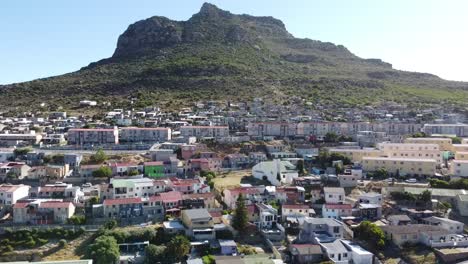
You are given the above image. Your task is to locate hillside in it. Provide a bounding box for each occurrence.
[1,3,467,112]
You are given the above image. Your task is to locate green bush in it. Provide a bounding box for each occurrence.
[58,239,67,247]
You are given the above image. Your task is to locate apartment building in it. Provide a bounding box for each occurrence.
[0,132,43,146]
[455,152,468,160]
[106,178,165,199]
[119,127,171,143]
[247,122,298,137]
[378,143,443,164]
[329,148,383,162]
[404,137,453,151]
[67,127,119,145]
[180,126,229,138]
[423,124,468,137]
[362,157,436,177]
[453,144,468,153]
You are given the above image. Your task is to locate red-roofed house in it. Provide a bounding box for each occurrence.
[281,204,315,221]
[322,203,353,219]
[13,199,75,224]
[223,187,264,209]
[159,191,183,209]
[103,197,143,219]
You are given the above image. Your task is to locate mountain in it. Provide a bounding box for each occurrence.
[1,3,468,112]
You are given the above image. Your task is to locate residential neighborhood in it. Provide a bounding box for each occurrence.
[0,99,467,263]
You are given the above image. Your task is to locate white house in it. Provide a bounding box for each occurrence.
[451,160,468,178]
[252,159,298,186]
[340,240,374,264]
[358,192,383,205]
[320,239,350,263]
[323,187,345,204]
[0,184,30,206]
[421,216,464,234]
[282,204,315,221]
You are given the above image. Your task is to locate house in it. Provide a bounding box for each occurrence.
[13,200,75,224]
[320,239,350,264]
[381,224,452,247]
[181,208,215,240]
[142,196,165,222]
[170,177,209,194]
[29,183,83,203]
[219,239,237,255]
[338,174,358,188]
[248,152,267,165]
[182,192,216,209]
[223,154,249,170]
[387,214,412,226]
[64,154,82,168]
[456,194,468,216]
[341,240,374,264]
[159,191,183,210]
[255,203,278,229]
[322,203,352,220]
[289,244,323,264]
[358,203,382,220]
[0,184,30,207]
[358,192,382,205]
[109,162,141,176]
[103,197,143,219]
[451,160,468,177]
[323,187,345,204]
[421,216,464,234]
[223,187,263,209]
[275,186,305,204]
[252,159,298,186]
[296,217,344,243]
[0,162,31,181]
[405,137,453,151]
[67,127,119,145]
[378,142,443,164]
[0,132,42,147]
[282,204,315,221]
[107,178,163,199]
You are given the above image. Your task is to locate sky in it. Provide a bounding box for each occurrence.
[1,0,467,84]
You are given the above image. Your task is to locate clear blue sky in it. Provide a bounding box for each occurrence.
[1,0,467,84]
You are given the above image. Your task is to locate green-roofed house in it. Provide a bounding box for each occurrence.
[144,161,165,178]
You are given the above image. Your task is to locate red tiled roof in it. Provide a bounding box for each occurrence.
[40,201,73,208]
[159,191,182,202]
[13,201,30,209]
[283,204,310,210]
[324,203,352,210]
[103,197,142,206]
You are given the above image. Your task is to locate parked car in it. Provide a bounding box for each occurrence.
[405,178,417,183]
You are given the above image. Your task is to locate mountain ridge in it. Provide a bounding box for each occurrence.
[1,2,467,112]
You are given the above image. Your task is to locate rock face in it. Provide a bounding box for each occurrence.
[113,2,294,57]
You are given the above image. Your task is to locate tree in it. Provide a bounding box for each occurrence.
[90,148,107,164]
[166,235,190,262]
[14,148,31,157]
[89,196,100,205]
[104,219,118,230]
[232,194,248,233]
[87,235,120,264]
[145,244,167,264]
[128,169,139,176]
[297,159,305,175]
[324,132,338,143]
[452,137,462,144]
[419,190,432,203]
[92,166,112,178]
[372,168,388,179]
[355,221,385,249]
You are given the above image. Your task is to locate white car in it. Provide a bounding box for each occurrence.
[405,178,417,183]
